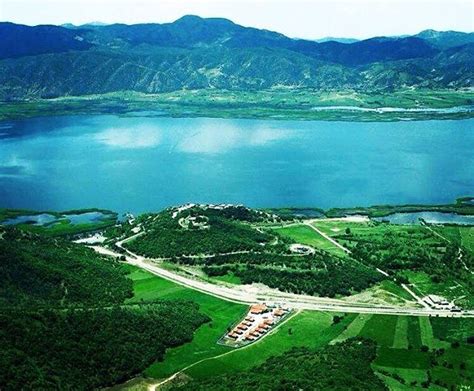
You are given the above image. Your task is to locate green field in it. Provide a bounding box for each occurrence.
[124,267,246,379]
[270,224,347,257]
[335,314,474,389]
[124,266,358,381]
[311,219,411,240]
[182,309,474,390]
[208,273,242,285]
[435,225,474,255]
[120,265,474,390]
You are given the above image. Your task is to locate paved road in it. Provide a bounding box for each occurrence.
[90,240,474,318]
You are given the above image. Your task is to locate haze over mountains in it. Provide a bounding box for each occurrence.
[0,15,473,100]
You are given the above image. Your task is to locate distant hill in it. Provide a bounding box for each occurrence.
[0,22,91,59]
[415,29,474,49]
[313,37,359,44]
[0,16,472,100]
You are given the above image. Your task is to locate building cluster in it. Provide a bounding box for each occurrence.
[225,303,290,345]
[422,295,461,312]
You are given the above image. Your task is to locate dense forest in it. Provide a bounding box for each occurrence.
[0,228,132,308]
[0,227,209,390]
[0,302,209,390]
[201,252,384,297]
[174,338,387,391]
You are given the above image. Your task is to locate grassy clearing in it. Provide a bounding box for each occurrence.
[392,316,409,349]
[208,273,242,285]
[124,267,246,379]
[310,220,371,237]
[359,315,397,346]
[378,280,415,302]
[270,224,347,257]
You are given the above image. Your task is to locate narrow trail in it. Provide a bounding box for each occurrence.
[304,221,351,254]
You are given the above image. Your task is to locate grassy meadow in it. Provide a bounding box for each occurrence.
[270,224,347,257]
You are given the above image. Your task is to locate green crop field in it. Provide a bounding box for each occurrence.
[358,315,398,346]
[334,314,474,389]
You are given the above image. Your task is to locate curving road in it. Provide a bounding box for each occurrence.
[90,236,474,318]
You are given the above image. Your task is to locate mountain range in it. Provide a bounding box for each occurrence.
[0,15,473,100]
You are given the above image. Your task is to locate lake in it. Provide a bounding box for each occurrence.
[374,212,474,225]
[0,115,472,215]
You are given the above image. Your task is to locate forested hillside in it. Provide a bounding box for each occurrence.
[0,228,132,308]
[0,303,208,390]
[124,206,385,297]
[0,227,209,390]
[0,16,473,100]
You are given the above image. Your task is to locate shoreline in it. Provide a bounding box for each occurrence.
[1,88,474,123]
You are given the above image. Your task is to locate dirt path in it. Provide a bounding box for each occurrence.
[400,284,431,309]
[304,221,351,254]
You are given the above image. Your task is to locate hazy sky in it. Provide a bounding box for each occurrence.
[1,0,473,39]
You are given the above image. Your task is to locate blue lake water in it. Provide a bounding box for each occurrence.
[3,213,58,226]
[374,212,474,225]
[0,115,473,215]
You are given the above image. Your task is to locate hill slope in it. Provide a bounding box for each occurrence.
[0,227,209,389]
[0,17,472,100]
